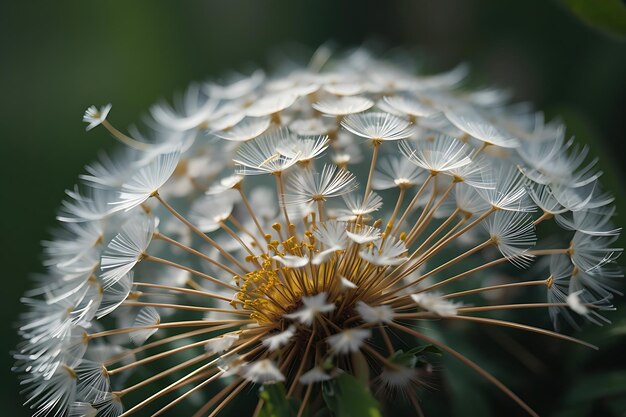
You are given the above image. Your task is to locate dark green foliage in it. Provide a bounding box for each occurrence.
[561,0,626,39]
[322,374,382,417]
[259,383,302,417]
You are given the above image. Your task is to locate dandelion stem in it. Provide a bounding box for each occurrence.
[404,178,438,241]
[252,399,265,417]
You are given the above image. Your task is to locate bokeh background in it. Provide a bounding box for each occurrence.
[2,1,625,416]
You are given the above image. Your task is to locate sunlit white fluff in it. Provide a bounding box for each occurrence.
[100,215,156,288]
[372,155,425,190]
[240,359,285,384]
[205,333,239,354]
[360,236,407,266]
[399,135,472,174]
[380,95,437,118]
[262,326,296,351]
[284,164,357,207]
[355,301,394,324]
[411,293,461,317]
[189,190,238,233]
[83,104,112,131]
[312,96,374,116]
[212,117,271,142]
[346,224,381,244]
[341,112,415,141]
[129,307,161,346]
[477,165,535,212]
[233,128,301,175]
[284,293,336,325]
[300,367,333,385]
[327,329,371,354]
[444,105,519,148]
[484,211,537,268]
[111,149,182,212]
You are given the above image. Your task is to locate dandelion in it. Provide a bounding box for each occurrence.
[15,46,622,417]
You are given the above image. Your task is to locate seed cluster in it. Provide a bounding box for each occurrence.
[15,46,621,417]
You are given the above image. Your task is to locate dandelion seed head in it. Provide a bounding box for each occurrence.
[16,45,622,417]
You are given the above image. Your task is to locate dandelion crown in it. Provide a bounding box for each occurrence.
[15,46,622,417]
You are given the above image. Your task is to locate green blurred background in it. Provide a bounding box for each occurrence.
[1,1,625,416]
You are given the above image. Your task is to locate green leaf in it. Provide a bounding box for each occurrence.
[560,0,626,39]
[388,345,441,368]
[259,383,301,417]
[322,373,382,417]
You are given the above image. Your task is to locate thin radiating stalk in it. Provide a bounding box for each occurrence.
[121,300,251,315]
[362,142,380,202]
[392,174,433,235]
[154,192,249,273]
[154,232,240,277]
[390,322,540,417]
[151,371,224,417]
[237,186,269,241]
[443,315,597,349]
[132,281,234,302]
[443,279,549,298]
[101,120,151,150]
[88,319,253,339]
[118,335,266,416]
[144,254,239,292]
[406,180,457,244]
[275,173,293,233]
